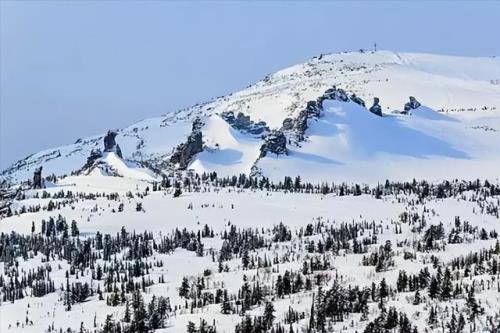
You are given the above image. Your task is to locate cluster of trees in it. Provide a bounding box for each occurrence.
[0,221,211,305]
[7,190,121,217]
[1,264,56,302]
[186,319,216,333]
[101,291,171,333]
[362,240,395,272]
[2,174,500,332]
[233,302,276,333]
[215,175,498,200]
[6,175,499,221]
[363,307,415,333]
[151,173,500,206]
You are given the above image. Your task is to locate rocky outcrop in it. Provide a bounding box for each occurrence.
[0,181,17,217]
[103,131,118,152]
[403,96,421,113]
[103,130,124,158]
[115,145,123,159]
[318,86,349,104]
[79,149,103,174]
[296,101,321,135]
[281,117,295,131]
[170,118,204,169]
[220,111,269,135]
[282,86,352,142]
[32,166,44,189]
[369,97,383,116]
[259,130,287,158]
[350,93,366,107]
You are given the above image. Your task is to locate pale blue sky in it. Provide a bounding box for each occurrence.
[1,1,499,169]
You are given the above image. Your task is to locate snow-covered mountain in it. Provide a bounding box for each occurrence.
[3,50,500,184]
[2,50,500,333]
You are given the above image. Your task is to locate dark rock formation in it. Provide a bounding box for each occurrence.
[103,130,118,152]
[220,111,269,135]
[291,100,321,137]
[170,118,204,169]
[293,111,309,136]
[115,144,123,159]
[32,166,44,189]
[403,96,421,113]
[305,100,321,117]
[259,130,287,158]
[0,183,15,216]
[319,86,349,103]
[282,86,353,142]
[281,117,295,131]
[103,130,124,158]
[350,94,366,107]
[80,149,103,173]
[369,97,383,116]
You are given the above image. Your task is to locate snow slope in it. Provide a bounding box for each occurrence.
[86,152,159,182]
[2,51,500,183]
[189,115,263,177]
[258,100,500,184]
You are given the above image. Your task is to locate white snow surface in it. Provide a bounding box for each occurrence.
[258,100,500,184]
[2,51,500,184]
[88,152,159,182]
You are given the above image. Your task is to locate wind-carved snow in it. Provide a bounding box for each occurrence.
[87,152,159,182]
[258,100,500,184]
[190,115,263,176]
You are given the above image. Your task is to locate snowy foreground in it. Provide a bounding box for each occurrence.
[1,174,499,333]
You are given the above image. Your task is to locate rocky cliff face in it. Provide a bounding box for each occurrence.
[32,166,43,189]
[281,86,357,143]
[103,131,117,152]
[259,130,288,157]
[170,118,204,169]
[103,131,123,158]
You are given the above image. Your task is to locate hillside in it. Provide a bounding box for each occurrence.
[2,50,500,184]
[1,51,500,333]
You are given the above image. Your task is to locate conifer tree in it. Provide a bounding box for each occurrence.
[466,287,483,322]
[263,301,275,330]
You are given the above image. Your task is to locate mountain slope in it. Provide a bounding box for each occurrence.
[2,50,500,183]
[258,101,500,183]
[2,51,500,333]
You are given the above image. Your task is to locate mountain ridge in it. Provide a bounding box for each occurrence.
[3,50,500,184]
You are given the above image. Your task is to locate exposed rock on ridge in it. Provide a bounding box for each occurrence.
[259,130,288,157]
[220,111,269,136]
[170,118,204,169]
